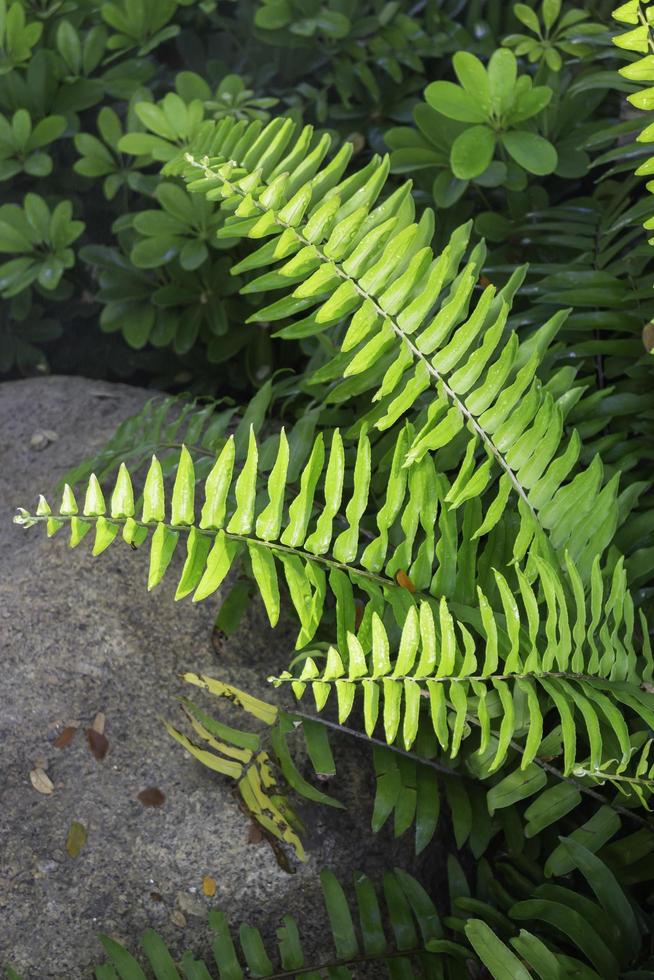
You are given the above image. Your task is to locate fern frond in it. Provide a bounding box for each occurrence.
[16,432,524,649]
[68,868,454,979]
[575,738,654,809]
[613,0,654,238]
[271,556,654,778]
[165,114,619,578]
[165,675,318,862]
[170,667,653,870]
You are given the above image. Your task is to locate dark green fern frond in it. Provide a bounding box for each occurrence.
[165,113,619,579]
[57,376,305,494]
[7,868,459,979]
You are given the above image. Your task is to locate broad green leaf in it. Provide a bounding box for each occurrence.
[465,918,532,980]
[501,131,557,175]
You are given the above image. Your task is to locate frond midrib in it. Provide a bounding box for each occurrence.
[21,510,431,600]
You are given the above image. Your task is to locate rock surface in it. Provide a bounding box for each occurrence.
[0,377,426,979]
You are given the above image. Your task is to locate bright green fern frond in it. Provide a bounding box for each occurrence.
[18,433,475,649]
[18,430,555,650]
[613,0,654,239]
[271,556,654,779]
[166,114,618,578]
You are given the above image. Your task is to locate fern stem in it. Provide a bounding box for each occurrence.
[233,944,438,978]
[279,671,604,686]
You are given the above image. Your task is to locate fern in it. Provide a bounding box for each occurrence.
[11,39,654,978]
[19,437,652,789]
[161,114,623,579]
[13,432,529,649]
[6,842,648,979]
[613,0,654,238]
[169,665,654,877]
[6,868,456,979]
[576,737,654,808]
[271,556,654,775]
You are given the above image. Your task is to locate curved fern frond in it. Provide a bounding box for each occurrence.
[165,114,619,578]
[7,849,646,980]
[15,432,532,649]
[271,556,654,779]
[613,0,654,237]
[165,675,318,863]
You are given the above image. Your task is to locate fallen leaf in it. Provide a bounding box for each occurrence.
[66,820,87,858]
[30,768,54,795]
[86,728,109,761]
[54,726,78,749]
[91,713,105,735]
[137,787,166,807]
[247,823,263,845]
[395,569,416,593]
[170,910,186,928]
[29,429,58,451]
[202,875,217,897]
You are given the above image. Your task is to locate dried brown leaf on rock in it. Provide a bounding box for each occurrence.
[54,726,78,749]
[247,822,263,845]
[66,820,87,858]
[137,787,166,807]
[30,768,54,795]
[202,875,216,897]
[170,910,186,928]
[86,728,109,761]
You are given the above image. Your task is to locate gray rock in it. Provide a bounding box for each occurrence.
[0,377,430,979]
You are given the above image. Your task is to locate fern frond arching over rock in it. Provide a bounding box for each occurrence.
[165,114,621,580]
[18,432,519,650]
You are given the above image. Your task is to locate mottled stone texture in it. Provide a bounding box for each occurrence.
[0,377,429,979]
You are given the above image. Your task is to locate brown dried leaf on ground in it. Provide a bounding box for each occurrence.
[86,728,109,761]
[53,726,78,749]
[137,787,166,807]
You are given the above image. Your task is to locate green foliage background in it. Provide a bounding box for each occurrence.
[7,0,654,977]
